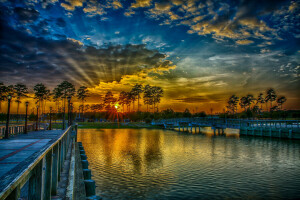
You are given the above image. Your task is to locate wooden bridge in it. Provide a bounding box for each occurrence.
[152,118,300,139]
[0,124,100,199]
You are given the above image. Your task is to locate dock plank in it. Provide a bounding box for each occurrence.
[0,129,65,193]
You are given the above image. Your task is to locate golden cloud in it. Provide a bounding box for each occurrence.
[60,0,84,11]
[236,39,254,45]
[67,38,83,45]
[83,5,106,16]
[131,0,152,8]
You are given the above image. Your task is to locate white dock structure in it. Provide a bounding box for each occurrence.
[152,118,300,139]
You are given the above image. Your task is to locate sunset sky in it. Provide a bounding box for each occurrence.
[0,0,299,113]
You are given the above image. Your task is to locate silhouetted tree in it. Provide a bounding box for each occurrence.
[14,83,28,122]
[0,82,7,112]
[77,86,89,119]
[143,84,153,112]
[118,91,127,112]
[131,84,143,111]
[128,90,136,111]
[265,88,277,111]
[152,86,163,112]
[277,96,287,110]
[183,108,192,118]
[33,83,50,112]
[56,81,75,116]
[257,93,265,110]
[239,96,247,111]
[103,91,116,111]
[124,92,132,112]
[227,95,239,115]
[53,87,62,114]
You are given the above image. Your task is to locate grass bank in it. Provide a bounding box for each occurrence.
[77,122,161,129]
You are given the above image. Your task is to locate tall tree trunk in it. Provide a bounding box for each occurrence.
[133,100,135,112]
[138,95,140,112]
[17,102,19,123]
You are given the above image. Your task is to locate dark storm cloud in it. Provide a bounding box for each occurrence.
[56,18,66,27]
[0,21,172,88]
[14,7,39,23]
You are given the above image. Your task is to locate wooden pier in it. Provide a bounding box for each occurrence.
[0,124,99,199]
[153,118,300,139]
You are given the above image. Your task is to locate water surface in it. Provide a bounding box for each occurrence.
[77,128,300,199]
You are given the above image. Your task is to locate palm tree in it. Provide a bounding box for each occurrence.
[239,96,247,111]
[226,95,239,115]
[131,84,143,112]
[277,96,287,110]
[265,88,277,111]
[246,94,255,110]
[14,84,28,122]
[77,86,89,120]
[257,93,265,110]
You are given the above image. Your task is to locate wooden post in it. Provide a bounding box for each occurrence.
[82,160,89,169]
[83,169,92,180]
[60,139,64,173]
[43,150,53,199]
[80,150,85,155]
[51,144,59,195]
[80,154,87,160]
[6,185,20,200]
[84,180,96,197]
[29,161,43,199]
[75,124,78,142]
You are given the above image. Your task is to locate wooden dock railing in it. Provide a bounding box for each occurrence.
[0,126,74,199]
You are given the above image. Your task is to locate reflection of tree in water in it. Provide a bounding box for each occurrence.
[100,129,116,165]
[121,129,143,173]
[145,131,163,169]
[81,129,174,199]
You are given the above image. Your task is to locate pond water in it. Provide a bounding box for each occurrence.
[77,128,300,200]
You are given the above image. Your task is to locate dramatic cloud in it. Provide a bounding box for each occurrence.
[0,21,175,88]
[0,0,299,111]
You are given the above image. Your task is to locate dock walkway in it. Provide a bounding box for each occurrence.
[0,130,64,179]
[0,128,72,199]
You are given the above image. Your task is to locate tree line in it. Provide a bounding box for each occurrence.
[226,88,287,117]
[87,84,163,114]
[0,82,164,117]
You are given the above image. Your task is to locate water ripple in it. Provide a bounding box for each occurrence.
[78,128,300,200]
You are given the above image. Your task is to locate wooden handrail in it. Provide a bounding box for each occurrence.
[0,126,73,199]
